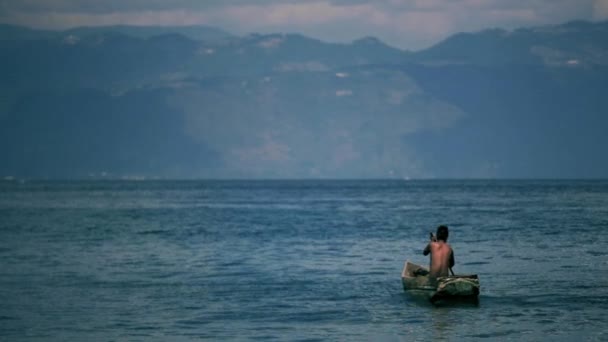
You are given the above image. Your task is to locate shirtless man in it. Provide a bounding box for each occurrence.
[423,225,455,278]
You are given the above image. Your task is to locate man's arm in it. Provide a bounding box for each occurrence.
[423,243,431,256]
[449,250,455,268]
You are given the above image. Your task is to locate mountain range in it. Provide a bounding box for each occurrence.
[1,21,607,179]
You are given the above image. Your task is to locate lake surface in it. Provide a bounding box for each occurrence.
[1,180,607,341]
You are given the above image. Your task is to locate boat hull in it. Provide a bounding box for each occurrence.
[401,261,480,303]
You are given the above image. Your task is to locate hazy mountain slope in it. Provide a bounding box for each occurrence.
[411,20,608,67]
[401,64,608,177]
[1,21,607,178]
[0,88,219,178]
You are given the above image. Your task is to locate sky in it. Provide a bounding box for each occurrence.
[1,0,607,50]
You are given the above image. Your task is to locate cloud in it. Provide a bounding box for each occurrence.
[593,0,608,20]
[0,0,602,49]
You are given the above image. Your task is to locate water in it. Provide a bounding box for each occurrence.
[1,180,607,341]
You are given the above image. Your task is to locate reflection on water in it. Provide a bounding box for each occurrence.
[431,308,451,341]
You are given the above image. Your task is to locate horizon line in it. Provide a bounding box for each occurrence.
[2,177,607,182]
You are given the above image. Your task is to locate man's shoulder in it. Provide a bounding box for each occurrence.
[437,241,453,251]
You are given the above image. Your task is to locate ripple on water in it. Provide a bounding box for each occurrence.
[462,261,491,266]
[2,180,608,341]
[468,329,523,338]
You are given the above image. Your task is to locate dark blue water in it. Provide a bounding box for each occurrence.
[1,180,607,341]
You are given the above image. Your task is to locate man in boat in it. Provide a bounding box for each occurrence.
[423,225,455,279]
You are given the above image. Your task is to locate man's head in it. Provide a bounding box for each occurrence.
[436,225,449,242]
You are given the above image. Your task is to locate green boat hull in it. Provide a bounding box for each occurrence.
[401,261,480,303]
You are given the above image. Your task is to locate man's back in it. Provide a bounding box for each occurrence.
[424,241,454,278]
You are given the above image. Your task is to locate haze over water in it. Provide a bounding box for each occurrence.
[1,179,607,341]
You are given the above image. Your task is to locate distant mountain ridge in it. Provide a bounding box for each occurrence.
[1,21,607,179]
[413,20,608,66]
[0,23,234,43]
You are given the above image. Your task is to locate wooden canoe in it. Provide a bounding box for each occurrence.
[401,261,480,303]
